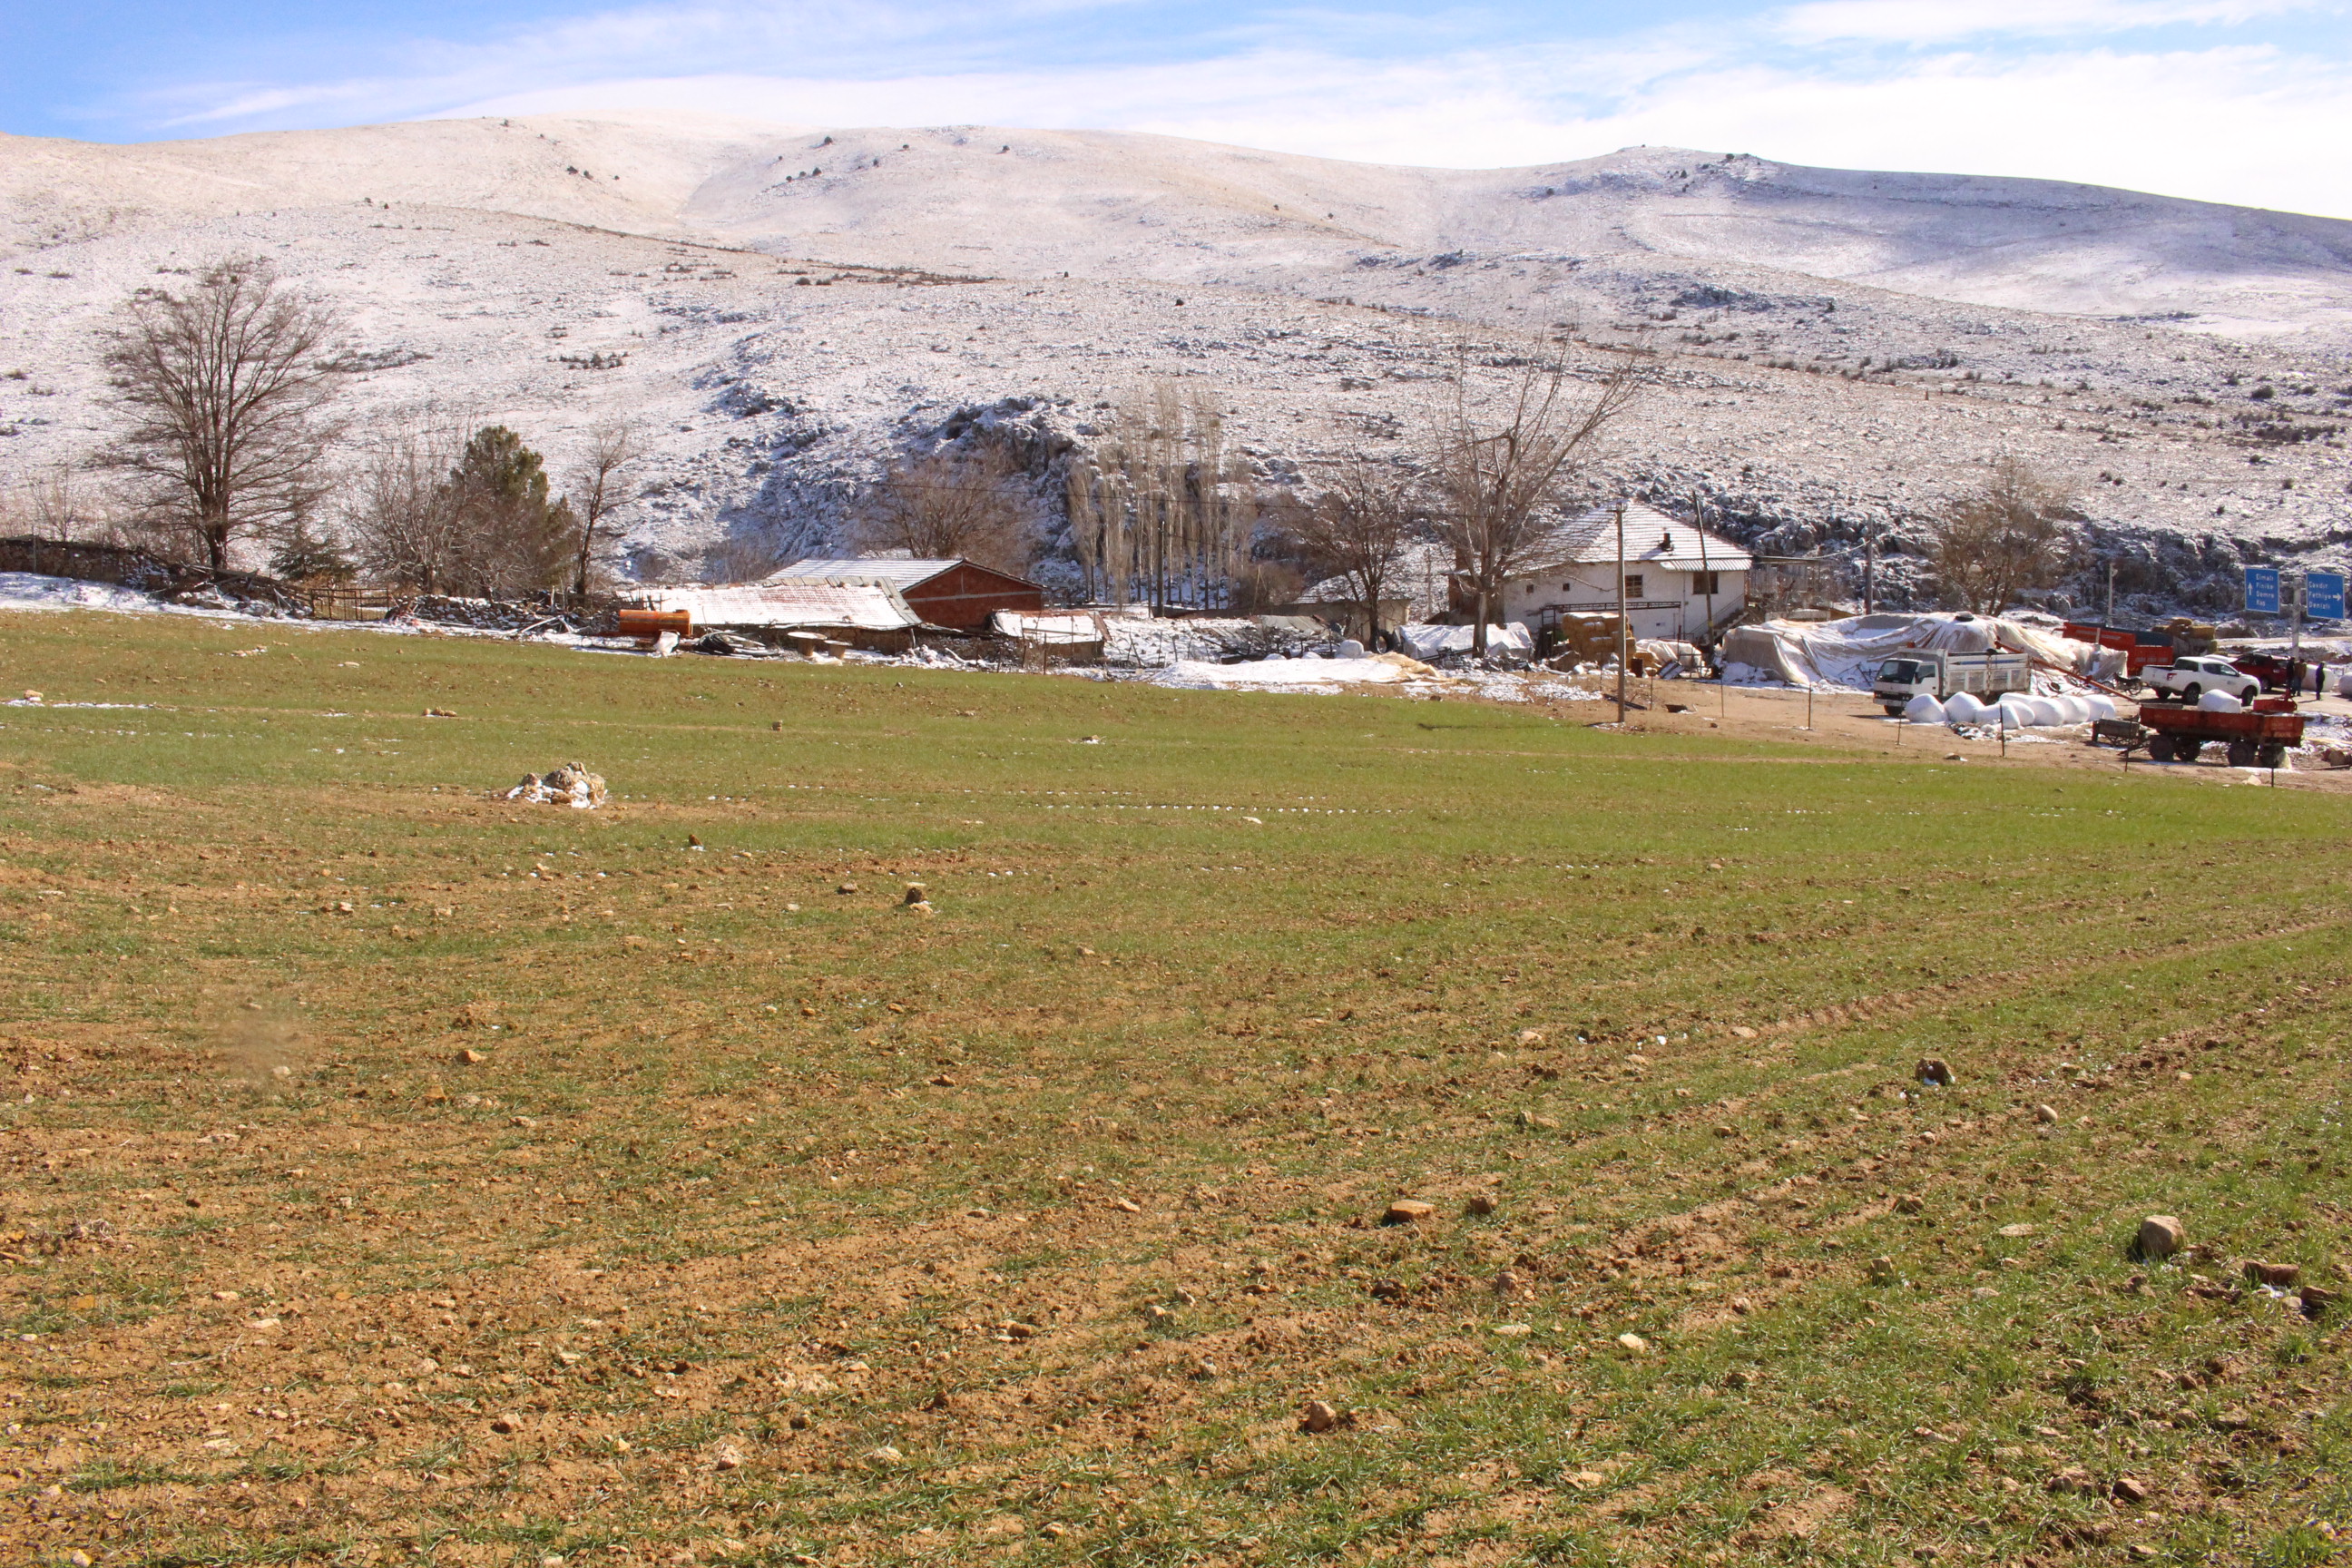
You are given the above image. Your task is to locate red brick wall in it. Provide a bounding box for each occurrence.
[901,562,1045,630]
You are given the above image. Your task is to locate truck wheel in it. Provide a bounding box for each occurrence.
[2173,738,2202,762]
[2145,734,2175,761]
[1883,705,1904,717]
[2259,742,2288,769]
[2180,683,2201,701]
[2226,740,2258,768]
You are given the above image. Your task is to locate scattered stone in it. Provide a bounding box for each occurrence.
[1465,1192,1498,1217]
[1712,1123,1736,1138]
[424,707,456,718]
[1570,1470,1610,1490]
[1515,1028,1544,1045]
[1996,1223,2037,1239]
[1896,1194,1924,1214]
[1382,1199,1436,1226]
[2046,1465,2097,1495]
[1299,1399,1339,1433]
[2135,1215,2186,1260]
[1494,1323,1533,1338]
[1112,1196,1142,1214]
[837,881,858,895]
[1143,1304,1172,1323]
[1915,1057,1953,1087]
[712,1443,745,1471]
[2299,1285,2339,1319]
[2241,1259,2301,1289]
[867,1446,904,1465]
[1369,1279,1406,1301]
[2112,1476,2151,1504]
[903,883,928,906]
[1867,1257,1897,1285]
[1615,1332,1651,1354]
[1492,1269,1524,1296]
[490,1413,521,1434]
[456,1048,485,1065]
[1730,1024,1759,1040]
[2034,1104,2060,1124]
[211,1289,240,1302]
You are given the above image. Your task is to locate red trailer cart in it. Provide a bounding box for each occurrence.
[2129,697,2305,767]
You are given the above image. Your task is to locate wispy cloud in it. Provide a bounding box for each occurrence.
[84,0,2352,218]
[1777,0,2328,45]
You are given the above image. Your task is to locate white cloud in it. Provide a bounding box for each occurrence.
[1777,0,2327,45]
[122,0,2352,220]
[443,39,2352,218]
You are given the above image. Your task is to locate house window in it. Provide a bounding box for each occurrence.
[1622,574,1644,599]
[1691,571,1721,596]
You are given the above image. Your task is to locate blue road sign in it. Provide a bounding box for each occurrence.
[2308,571,2347,622]
[2245,565,2281,615]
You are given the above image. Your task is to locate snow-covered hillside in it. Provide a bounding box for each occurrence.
[2,113,2348,612]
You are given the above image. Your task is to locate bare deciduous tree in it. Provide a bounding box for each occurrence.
[1930,458,2078,614]
[346,426,465,593]
[1429,340,1640,653]
[102,257,344,570]
[855,444,1039,573]
[1285,455,1427,645]
[565,420,640,596]
[1067,380,1251,610]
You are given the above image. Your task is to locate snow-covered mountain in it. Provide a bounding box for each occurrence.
[3,113,2348,611]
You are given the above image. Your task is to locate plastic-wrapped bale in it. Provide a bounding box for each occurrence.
[1904,692,1948,724]
[1944,691,1984,725]
[1995,695,2036,727]
[2198,689,2244,712]
[2085,694,2118,721]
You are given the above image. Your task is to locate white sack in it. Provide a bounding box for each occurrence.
[1944,691,1985,724]
[1904,693,1948,723]
[2198,689,2243,712]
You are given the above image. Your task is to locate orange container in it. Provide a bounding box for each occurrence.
[613,608,691,640]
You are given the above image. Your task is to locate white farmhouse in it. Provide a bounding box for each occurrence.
[1501,502,1752,643]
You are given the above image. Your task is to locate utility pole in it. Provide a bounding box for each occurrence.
[1614,501,1629,719]
[1864,528,1877,615]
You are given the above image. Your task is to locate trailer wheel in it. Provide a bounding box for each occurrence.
[2173,738,2202,762]
[2227,739,2258,768]
[2259,742,2288,769]
[2145,734,2176,762]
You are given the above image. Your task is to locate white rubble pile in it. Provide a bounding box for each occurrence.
[506,763,609,808]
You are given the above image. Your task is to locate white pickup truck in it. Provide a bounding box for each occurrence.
[2140,654,2259,705]
[1873,650,2032,715]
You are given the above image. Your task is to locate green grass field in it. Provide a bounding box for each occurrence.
[0,608,2347,1568]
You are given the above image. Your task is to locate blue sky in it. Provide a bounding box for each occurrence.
[8,1,2352,216]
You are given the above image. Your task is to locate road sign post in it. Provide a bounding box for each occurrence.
[2308,571,2347,623]
[2244,566,2281,616]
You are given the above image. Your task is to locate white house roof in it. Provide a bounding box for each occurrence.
[764,557,964,590]
[1521,502,1753,574]
[631,582,921,630]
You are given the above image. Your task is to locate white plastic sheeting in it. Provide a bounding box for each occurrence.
[1904,693,1947,723]
[1717,612,2125,689]
[1392,622,1535,660]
